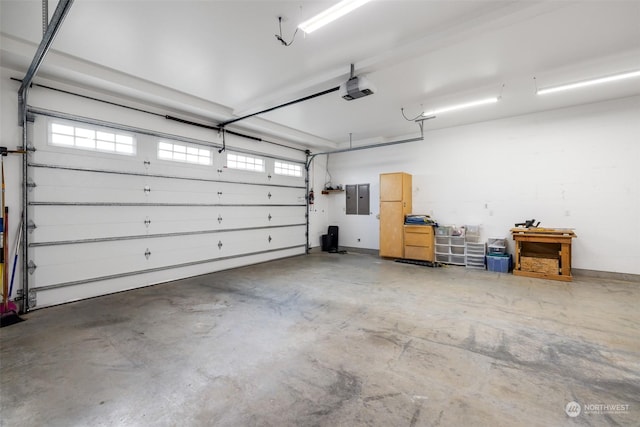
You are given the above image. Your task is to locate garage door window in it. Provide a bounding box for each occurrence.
[158,141,212,165]
[274,161,302,177]
[50,121,136,155]
[226,152,264,172]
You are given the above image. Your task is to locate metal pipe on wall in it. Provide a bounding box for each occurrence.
[306,126,425,169]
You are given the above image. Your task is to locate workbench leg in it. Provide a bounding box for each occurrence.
[560,243,571,277]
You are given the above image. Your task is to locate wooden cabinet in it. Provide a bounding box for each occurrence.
[379,173,412,258]
[403,225,434,262]
[380,172,411,202]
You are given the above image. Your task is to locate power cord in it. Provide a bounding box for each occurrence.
[401,107,426,122]
[275,16,299,46]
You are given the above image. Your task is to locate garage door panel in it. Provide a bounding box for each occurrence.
[137,206,306,233]
[32,243,149,288]
[30,226,305,289]
[268,174,305,187]
[30,205,306,243]
[32,246,306,309]
[32,148,146,175]
[31,167,305,206]
[148,157,222,181]
[31,168,225,205]
[218,168,270,185]
[31,167,150,203]
[216,183,306,205]
[30,205,166,242]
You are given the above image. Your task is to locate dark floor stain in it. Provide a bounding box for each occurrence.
[399,339,413,359]
[363,392,401,403]
[545,345,559,363]
[307,368,362,419]
[592,379,640,404]
[461,325,476,349]
[433,409,444,426]
[409,404,421,427]
[78,316,131,328]
[603,413,624,426]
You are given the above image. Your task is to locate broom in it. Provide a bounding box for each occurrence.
[8,215,24,310]
[0,158,23,327]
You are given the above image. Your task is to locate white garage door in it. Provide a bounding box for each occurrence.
[26,110,307,308]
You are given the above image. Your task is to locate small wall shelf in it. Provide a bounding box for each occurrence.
[321,189,344,195]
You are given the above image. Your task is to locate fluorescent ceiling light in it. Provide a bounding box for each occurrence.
[298,0,372,34]
[537,70,640,95]
[423,97,499,116]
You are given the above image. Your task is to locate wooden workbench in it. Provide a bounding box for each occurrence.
[511,228,577,282]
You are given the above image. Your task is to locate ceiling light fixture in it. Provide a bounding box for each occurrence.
[422,97,499,117]
[298,0,372,34]
[537,70,640,95]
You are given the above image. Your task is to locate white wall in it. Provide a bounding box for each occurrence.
[321,96,640,275]
[307,154,332,249]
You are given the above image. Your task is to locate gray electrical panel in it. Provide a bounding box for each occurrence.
[357,184,370,215]
[346,183,370,215]
[346,185,358,214]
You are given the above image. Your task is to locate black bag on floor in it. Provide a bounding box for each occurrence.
[327,226,339,253]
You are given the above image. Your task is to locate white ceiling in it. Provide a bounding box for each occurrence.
[1,0,639,150]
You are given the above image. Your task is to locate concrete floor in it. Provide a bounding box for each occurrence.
[1,252,639,427]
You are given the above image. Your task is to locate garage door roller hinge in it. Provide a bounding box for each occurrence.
[27,260,37,275]
[15,289,37,308]
[27,220,37,233]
